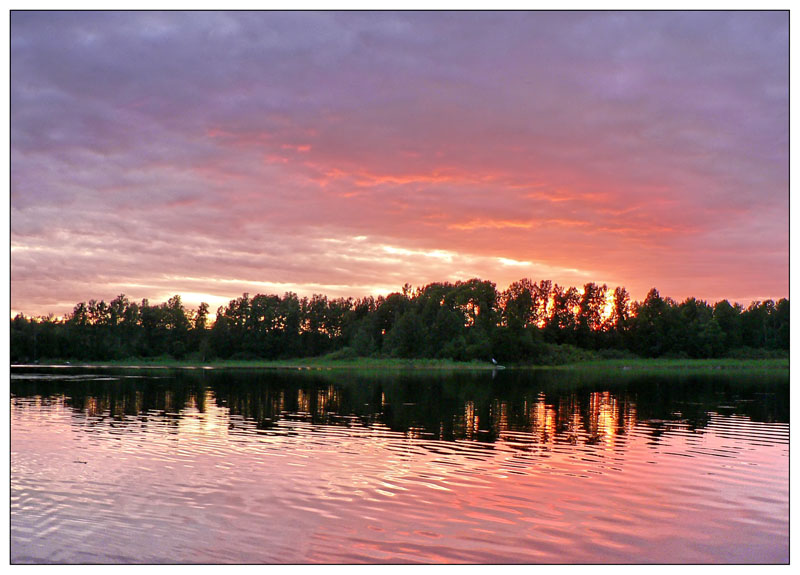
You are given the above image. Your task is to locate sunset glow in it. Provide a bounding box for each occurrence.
[10,11,788,317]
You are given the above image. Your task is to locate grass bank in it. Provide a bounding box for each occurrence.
[551,356,788,374]
[17,355,788,373]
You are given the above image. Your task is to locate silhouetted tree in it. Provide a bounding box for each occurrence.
[9,280,789,363]
[545,284,580,344]
[576,282,608,348]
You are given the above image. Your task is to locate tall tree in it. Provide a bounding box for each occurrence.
[576,282,608,348]
[713,299,743,352]
[545,284,580,344]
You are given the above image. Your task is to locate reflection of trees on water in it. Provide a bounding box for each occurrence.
[480,391,634,449]
[10,368,788,446]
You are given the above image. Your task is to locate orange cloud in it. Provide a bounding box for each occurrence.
[448,219,534,231]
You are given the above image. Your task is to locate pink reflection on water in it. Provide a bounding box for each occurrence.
[10,385,789,564]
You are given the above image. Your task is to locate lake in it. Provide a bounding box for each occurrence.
[10,365,789,564]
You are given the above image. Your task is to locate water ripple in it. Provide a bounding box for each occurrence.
[10,373,790,564]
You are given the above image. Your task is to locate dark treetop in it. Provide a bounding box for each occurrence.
[10,278,789,364]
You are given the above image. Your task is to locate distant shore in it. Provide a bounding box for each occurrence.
[11,356,789,373]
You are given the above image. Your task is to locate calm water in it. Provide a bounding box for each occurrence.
[10,366,789,564]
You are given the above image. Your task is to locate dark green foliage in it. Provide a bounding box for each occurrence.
[713,299,743,351]
[350,322,378,357]
[384,311,426,358]
[630,289,673,357]
[9,279,788,364]
[775,299,789,349]
[576,282,608,349]
[490,325,543,363]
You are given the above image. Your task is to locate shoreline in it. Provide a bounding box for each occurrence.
[10,356,789,372]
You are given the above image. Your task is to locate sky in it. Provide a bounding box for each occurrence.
[9,10,790,318]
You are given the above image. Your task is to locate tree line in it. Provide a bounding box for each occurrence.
[9,278,789,364]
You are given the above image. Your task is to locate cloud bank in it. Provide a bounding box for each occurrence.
[11,11,789,316]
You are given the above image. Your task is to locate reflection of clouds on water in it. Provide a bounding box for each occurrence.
[13,369,788,481]
[11,367,789,564]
